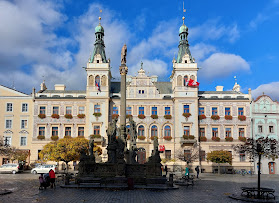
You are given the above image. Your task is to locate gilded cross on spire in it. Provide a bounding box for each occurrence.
[140,61,143,69]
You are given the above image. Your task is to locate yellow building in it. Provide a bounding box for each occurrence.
[0,85,33,165]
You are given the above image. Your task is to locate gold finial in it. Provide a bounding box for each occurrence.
[182,1,186,24]
[99,9,102,24]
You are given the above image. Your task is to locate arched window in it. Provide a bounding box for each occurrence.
[177,75,182,86]
[95,75,100,86]
[184,76,188,86]
[151,125,158,137]
[101,75,107,86]
[164,125,171,137]
[138,125,145,136]
[89,75,94,86]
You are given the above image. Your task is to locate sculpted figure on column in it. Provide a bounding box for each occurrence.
[121,44,127,65]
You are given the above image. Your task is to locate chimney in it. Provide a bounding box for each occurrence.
[216,86,224,91]
[54,84,66,91]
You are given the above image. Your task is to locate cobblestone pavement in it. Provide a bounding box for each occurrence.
[0,173,279,203]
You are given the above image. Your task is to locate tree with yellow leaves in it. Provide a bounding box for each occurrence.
[207,150,232,174]
[39,137,92,173]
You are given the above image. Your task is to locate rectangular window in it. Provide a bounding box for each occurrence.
[238,107,244,116]
[142,90,144,94]
[66,106,72,115]
[6,103,12,112]
[4,137,11,146]
[20,137,27,146]
[39,127,45,136]
[200,150,206,161]
[239,128,245,137]
[225,128,231,137]
[126,107,132,115]
[240,152,246,162]
[269,126,274,133]
[139,107,144,115]
[199,107,204,115]
[94,105,100,113]
[184,150,191,162]
[200,128,205,137]
[165,150,171,160]
[79,106,85,114]
[225,107,231,116]
[258,125,263,133]
[5,120,12,129]
[139,90,141,94]
[52,127,58,136]
[53,106,59,115]
[151,107,157,115]
[184,126,190,136]
[212,128,218,137]
[39,106,46,114]
[184,105,190,113]
[212,107,218,115]
[94,126,100,135]
[21,120,27,129]
[78,127,84,137]
[22,103,28,112]
[113,106,118,115]
[65,127,71,136]
[165,107,170,115]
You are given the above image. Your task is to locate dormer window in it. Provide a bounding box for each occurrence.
[97,60,100,63]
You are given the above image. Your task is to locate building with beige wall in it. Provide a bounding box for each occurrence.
[0,85,33,165]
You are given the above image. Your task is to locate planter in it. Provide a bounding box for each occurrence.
[189,135,195,139]
[64,114,73,119]
[38,114,46,119]
[183,135,189,139]
[126,115,132,119]
[64,135,71,139]
[138,135,145,140]
[51,135,59,141]
[164,136,172,141]
[238,136,247,142]
[211,115,220,120]
[182,113,191,118]
[164,115,172,119]
[37,135,45,140]
[238,115,246,121]
[200,136,207,142]
[198,115,206,120]
[225,115,232,120]
[151,114,158,119]
[225,137,233,142]
[77,114,85,119]
[112,114,119,119]
[90,134,101,139]
[51,114,60,119]
[212,137,220,142]
[150,135,158,140]
[138,114,146,119]
[93,113,102,117]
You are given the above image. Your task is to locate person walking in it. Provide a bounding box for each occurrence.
[49,169,56,188]
[195,165,200,179]
[165,165,168,176]
[185,166,189,178]
[39,174,44,190]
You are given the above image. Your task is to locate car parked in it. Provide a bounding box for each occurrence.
[31,164,58,174]
[0,164,23,174]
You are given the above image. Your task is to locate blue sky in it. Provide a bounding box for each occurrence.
[0,0,279,100]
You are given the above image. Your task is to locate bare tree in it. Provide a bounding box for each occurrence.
[175,143,199,165]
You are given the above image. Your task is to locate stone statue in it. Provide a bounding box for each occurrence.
[106,119,118,163]
[148,136,161,164]
[121,44,127,65]
[89,137,94,156]
[129,117,137,147]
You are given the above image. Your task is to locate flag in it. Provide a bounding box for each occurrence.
[95,81,101,92]
[188,79,200,87]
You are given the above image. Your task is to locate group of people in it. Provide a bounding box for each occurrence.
[164,165,200,179]
[39,169,56,189]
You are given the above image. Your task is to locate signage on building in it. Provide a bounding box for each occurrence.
[159,145,165,151]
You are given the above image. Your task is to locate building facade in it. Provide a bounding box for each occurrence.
[252,94,279,174]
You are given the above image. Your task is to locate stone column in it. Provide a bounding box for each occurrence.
[120,65,128,130]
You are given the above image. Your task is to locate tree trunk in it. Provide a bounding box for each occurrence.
[66,162,69,174]
[257,154,261,199]
[218,163,220,175]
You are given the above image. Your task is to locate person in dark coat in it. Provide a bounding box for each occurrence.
[195,166,200,179]
[165,165,168,175]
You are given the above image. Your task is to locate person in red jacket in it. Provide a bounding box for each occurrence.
[49,169,56,188]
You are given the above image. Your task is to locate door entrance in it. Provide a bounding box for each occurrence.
[137,148,146,164]
[268,162,275,174]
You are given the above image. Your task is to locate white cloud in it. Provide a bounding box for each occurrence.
[252,82,279,100]
[199,53,250,80]
[190,19,240,43]
[191,43,217,61]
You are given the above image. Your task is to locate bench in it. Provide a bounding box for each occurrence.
[241,187,275,199]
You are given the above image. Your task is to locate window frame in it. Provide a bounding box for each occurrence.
[151,125,158,137]
[39,106,46,115]
[21,119,28,129]
[198,107,204,115]
[65,106,72,115]
[238,107,244,116]
[126,106,132,115]
[93,125,100,135]
[22,103,28,112]
[165,107,171,115]
[184,105,190,114]
[20,137,27,146]
[184,126,190,136]
[39,127,45,136]
[52,106,59,115]
[78,127,84,137]
[139,107,144,115]
[138,125,145,136]
[112,106,118,115]
[212,127,218,137]
[239,128,245,137]
[225,107,231,116]
[225,127,232,137]
[79,106,85,114]
[5,119,12,129]
[212,107,218,115]
[6,103,13,112]
[65,127,71,137]
[52,127,58,136]
[164,125,171,137]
